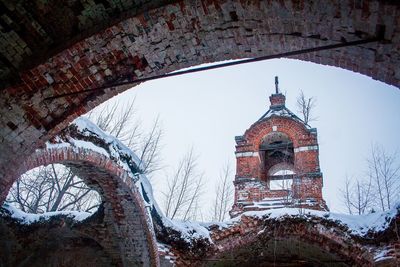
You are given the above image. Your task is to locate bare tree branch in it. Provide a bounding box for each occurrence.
[162,148,205,220]
[340,175,373,215]
[211,162,234,222]
[6,164,101,214]
[296,90,317,124]
[88,99,163,177]
[340,144,399,214]
[368,144,400,211]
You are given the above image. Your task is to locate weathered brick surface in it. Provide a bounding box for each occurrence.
[0,0,399,195]
[205,215,396,266]
[166,213,400,266]
[0,124,159,266]
[231,93,326,216]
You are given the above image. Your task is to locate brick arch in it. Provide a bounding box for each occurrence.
[3,146,159,266]
[206,216,373,266]
[0,118,159,266]
[0,0,399,189]
[245,117,315,149]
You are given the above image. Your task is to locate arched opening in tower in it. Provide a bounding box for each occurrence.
[259,132,296,200]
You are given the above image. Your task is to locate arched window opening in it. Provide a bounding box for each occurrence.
[259,132,295,196]
[259,132,295,179]
[5,164,101,216]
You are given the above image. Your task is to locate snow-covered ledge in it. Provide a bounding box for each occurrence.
[151,203,400,265]
[0,203,92,224]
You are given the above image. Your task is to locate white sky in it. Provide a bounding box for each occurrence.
[92,58,400,216]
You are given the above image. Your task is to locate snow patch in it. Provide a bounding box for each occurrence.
[136,173,213,243]
[272,169,295,175]
[1,203,91,225]
[374,247,394,262]
[70,138,109,157]
[224,205,399,237]
[45,117,144,177]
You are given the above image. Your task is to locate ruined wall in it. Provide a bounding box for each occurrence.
[165,209,400,266]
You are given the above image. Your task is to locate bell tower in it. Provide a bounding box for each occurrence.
[230,77,327,217]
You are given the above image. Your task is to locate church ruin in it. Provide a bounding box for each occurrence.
[0,0,399,265]
[230,77,327,217]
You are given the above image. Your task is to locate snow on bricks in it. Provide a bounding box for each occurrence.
[0,117,159,267]
[162,206,400,266]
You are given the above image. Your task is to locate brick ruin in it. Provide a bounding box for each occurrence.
[0,117,399,266]
[191,212,400,266]
[230,77,327,217]
[0,1,399,266]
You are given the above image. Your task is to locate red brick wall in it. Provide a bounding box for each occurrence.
[269,94,286,106]
[245,117,316,148]
[295,150,320,173]
[236,156,259,178]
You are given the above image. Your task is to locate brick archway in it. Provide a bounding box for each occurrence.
[0,0,399,182]
[202,215,374,266]
[0,119,159,267]
[243,117,321,176]
[245,118,313,149]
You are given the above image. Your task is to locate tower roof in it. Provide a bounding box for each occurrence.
[257,77,311,129]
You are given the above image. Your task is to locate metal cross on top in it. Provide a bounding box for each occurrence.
[275,76,279,94]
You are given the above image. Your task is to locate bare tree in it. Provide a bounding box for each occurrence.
[296,90,317,124]
[163,148,204,221]
[88,100,163,176]
[136,116,163,175]
[341,176,353,214]
[340,144,399,214]
[340,175,373,215]
[211,162,234,222]
[368,144,400,211]
[7,164,100,214]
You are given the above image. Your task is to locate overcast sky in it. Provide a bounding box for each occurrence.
[92,58,400,216]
